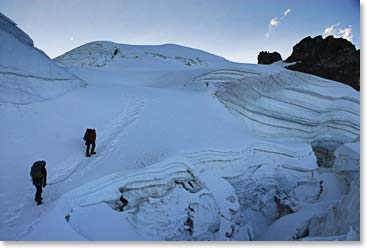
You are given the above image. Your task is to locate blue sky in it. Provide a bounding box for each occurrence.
[0,0,360,62]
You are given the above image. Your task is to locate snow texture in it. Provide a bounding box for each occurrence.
[0,13,360,241]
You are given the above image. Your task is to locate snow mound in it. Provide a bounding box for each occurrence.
[0,14,85,104]
[54,41,230,70]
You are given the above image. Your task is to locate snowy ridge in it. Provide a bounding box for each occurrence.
[0,12,33,46]
[54,41,229,69]
[0,17,85,104]
[193,69,359,144]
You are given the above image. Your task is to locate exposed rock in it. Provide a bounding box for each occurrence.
[257,51,282,64]
[285,35,360,91]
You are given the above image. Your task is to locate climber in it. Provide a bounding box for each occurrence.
[83,128,97,157]
[30,160,47,205]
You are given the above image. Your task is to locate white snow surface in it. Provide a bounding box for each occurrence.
[0,14,85,104]
[0,27,360,240]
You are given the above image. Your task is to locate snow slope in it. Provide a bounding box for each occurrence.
[0,18,360,241]
[0,13,85,104]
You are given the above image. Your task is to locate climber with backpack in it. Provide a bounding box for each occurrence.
[83,128,97,157]
[30,160,47,205]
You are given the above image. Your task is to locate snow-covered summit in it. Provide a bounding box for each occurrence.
[54,41,230,69]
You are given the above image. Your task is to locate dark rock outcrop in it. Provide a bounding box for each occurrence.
[257,51,282,64]
[285,35,360,91]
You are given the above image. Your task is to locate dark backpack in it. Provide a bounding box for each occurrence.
[84,128,93,141]
[30,160,45,179]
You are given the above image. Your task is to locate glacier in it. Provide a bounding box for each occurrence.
[0,15,360,241]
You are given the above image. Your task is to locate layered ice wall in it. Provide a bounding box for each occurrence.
[0,13,85,104]
[195,69,359,145]
[44,142,319,240]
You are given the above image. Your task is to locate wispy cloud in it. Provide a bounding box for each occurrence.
[266,8,291,38]
[283,9,291,16]
[338,25,353,41]
[323,23,353,41]
[270,18,279,27]
[323,22,340,36]
[266,18,279,38]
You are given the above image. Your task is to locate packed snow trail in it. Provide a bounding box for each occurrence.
[47,97,144,185]
[1,94,144,240]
